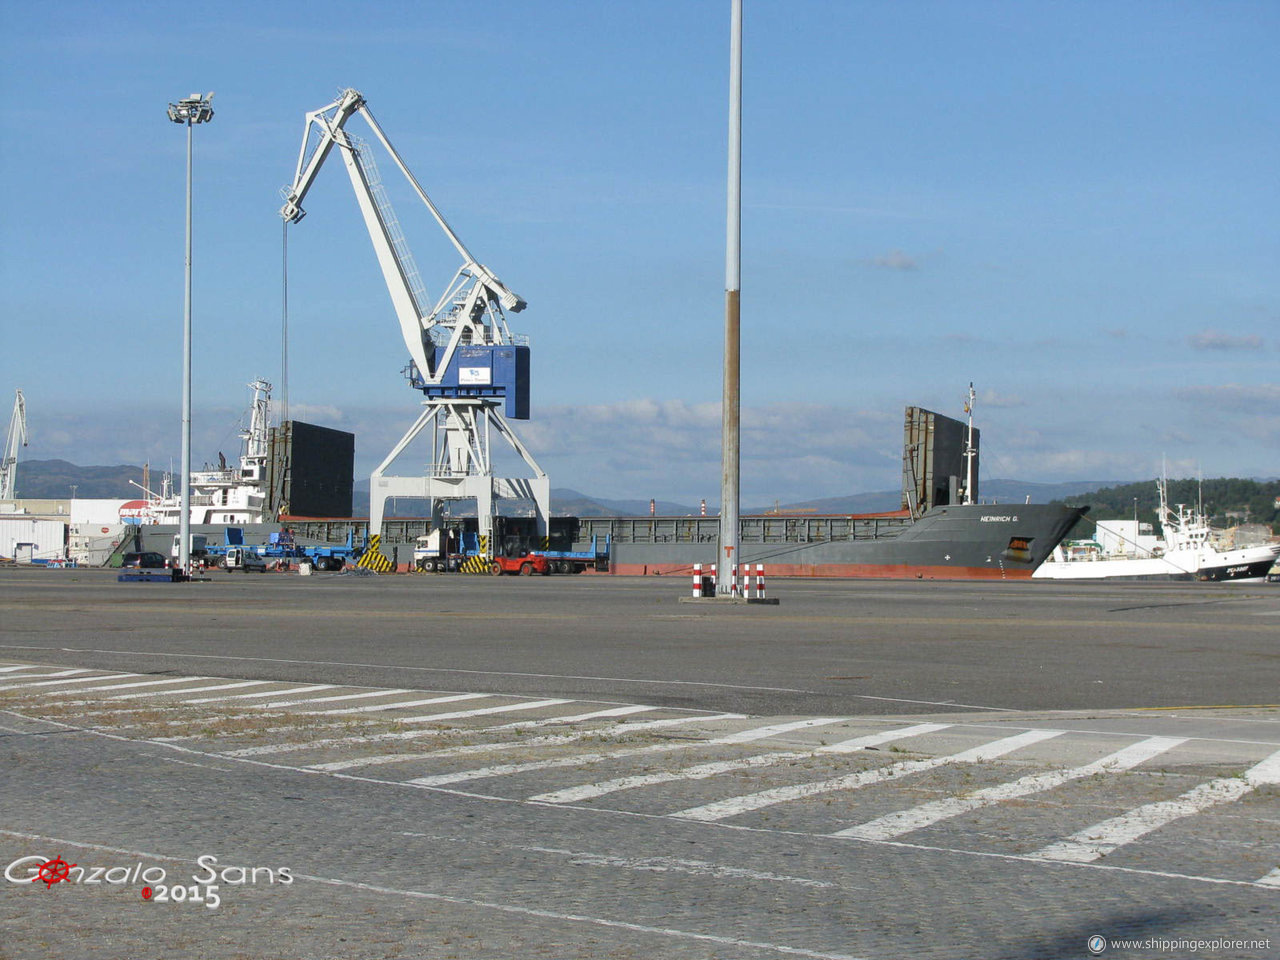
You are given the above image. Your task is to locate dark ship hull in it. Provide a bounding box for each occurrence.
[574,503,1087,580]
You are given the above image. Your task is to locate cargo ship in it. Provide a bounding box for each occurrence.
[567,503,1086,580]
[563,401,1085,579]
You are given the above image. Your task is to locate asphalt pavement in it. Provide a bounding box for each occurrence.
[1,568,1276,959]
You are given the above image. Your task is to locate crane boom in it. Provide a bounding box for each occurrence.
[1,389,28,500]
[278,88,526,389]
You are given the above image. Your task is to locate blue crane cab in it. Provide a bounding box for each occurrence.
[407,344,530,420]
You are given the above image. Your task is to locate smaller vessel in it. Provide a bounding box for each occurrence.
[134,380,275,526]
[1034,477,1279,581]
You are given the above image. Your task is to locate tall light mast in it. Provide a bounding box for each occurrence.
[717,0,743,598]
[167,91,215,578]
[1,389,28,500]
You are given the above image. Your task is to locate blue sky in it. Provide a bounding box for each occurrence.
[1,0,1276,505]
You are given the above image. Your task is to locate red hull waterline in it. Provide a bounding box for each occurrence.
[604,562,1035,580]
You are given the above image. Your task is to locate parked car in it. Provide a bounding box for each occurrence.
[122,552,169,569]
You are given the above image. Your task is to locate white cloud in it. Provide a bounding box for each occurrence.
[977,390,1026,409]
[871,249,918,270]
[22,385,1275,508]
[1174,383,1280,411]
[287,403,345,423]
[1187,329,1265,351]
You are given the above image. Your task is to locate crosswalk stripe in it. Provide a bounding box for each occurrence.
[1030,747,1280,863]
[395,698,571,724]
[412,717,857,790]
[42,676,213,696]
[528,721,947,805]
[0,672,133,692]
[108,680,271,700]
[224,711,745,760]
[183,684,336,704]
[307,693,489,716]
[308,705,660,772]
[672,728,1065,823]
[309,711,738,771]
[833,735,1186,840]
[262,689,412,708]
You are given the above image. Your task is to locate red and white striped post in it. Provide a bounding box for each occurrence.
[693,563,703,598]
[731,563,740,598]
[755,563,765,600]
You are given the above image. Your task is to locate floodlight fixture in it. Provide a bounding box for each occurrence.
[168,92,215,125]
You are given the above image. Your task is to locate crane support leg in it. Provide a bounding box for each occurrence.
[368,399,548,556]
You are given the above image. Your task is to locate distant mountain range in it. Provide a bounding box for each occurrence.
[4,460,147,500]
[14,461,1272,530]
[337,478,1124,516]
[11,460,1126,515]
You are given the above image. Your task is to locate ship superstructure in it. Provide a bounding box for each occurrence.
[140,379,274,526]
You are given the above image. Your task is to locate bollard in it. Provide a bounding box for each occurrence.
[693,563,702,598]
[755,563,765,599]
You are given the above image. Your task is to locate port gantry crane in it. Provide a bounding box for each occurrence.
[1,389,27,501]
[279,88,549,553]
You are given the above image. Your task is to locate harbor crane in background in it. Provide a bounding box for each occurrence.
[279,88,548,553]
[1,389,27,500]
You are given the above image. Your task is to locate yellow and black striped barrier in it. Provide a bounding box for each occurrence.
[459,536,491,574]
[356,534,394,573]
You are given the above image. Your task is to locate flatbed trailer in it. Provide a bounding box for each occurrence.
[531,535,610,574]
[206,528,360,572]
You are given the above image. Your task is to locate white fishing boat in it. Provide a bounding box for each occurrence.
[132,380,275,526]
[1034,477,1279,581]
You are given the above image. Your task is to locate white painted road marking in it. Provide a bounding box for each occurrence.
[393,698,571,724]
[223,710,747,760]
[834,735,1187,840]
[1031,747,1280,863]
[411,717,858,790]
[0,644,811,696]
[673,729,1065,822]
[307,710,730,771]
[108,679,272,700]
[1257,868,1280,888]
[263,688,412,708]
[42,676,213,696]
[0,671,128,692]
[528,722,951,805]
[305,693,488,716]
[183,684,337,704]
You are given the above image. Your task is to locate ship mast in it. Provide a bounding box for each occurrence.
[962,382,976,506]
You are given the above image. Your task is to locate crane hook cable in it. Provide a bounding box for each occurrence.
[281,219,289,426]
